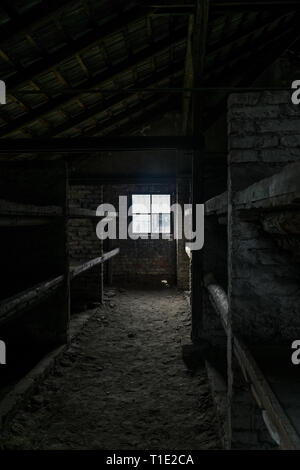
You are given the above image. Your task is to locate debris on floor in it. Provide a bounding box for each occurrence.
[0,288,221,450]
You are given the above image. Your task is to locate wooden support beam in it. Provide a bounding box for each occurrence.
[68,206,100,218]
[3,12,288,139]
[70,248,120,279]
[234,338,300,450]
[203,273,228,330]
[0,136,202,154]
[203,273,300,450]
[182,14,194,135]
[69,93,181,139]
[212,1,300,12]
[0,199,62,217]
[190,0,210,341]
[141,1,300,12]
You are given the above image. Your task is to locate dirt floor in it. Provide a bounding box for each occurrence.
[0,288,221,450]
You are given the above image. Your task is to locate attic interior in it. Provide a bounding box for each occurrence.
[0,0,300,451]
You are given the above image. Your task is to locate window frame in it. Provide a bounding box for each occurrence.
[131,194,172,236]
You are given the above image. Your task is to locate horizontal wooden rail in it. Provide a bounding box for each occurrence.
[0,137,203,154]
[70,248,120,279]
[203,272,300,450]
[0,276,64,325]
[68,206,99,218]
[0,199,62,217]
[0,217,55,227]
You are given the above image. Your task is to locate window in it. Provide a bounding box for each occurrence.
[132,194,171,234]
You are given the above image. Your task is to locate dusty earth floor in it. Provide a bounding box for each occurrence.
[0,288,221,450]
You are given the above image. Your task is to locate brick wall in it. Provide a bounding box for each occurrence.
[176,178,191,290]
[103,183,177,286]
[68,185,103,302]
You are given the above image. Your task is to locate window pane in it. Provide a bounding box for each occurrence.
[152,195,171,213]
[132,214,150,233]
[151,213,160,233]
[161,213,171,233]
[132,195,150,214]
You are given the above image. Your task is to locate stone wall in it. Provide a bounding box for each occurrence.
[68,185,103,303]
[228,90,300,344]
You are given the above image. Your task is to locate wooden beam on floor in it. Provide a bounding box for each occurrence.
[203,273,300,450]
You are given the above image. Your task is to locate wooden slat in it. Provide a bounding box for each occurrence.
[234,338,300,450]
[70,248,120,279]
[69,206,99,218]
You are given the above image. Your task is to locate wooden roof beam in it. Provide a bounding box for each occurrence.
[4,4,155,92]
[0,28,187,138]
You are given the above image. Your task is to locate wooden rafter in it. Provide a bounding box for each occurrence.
[36,67,184,138]
[0,28,187,138]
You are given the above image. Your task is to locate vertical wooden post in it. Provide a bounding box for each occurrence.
[189,0,210,340]
[62,159,71,343]
[99,184,104,304]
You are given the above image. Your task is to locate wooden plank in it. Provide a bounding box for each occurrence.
[0,217,53,226]
[70,248,120,279]
[69,206,100,218]
[204,274,300,449]
[1,27,187,138]
[0,276,64,326]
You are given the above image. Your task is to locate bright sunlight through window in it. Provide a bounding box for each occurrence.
[132,194,171,234]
